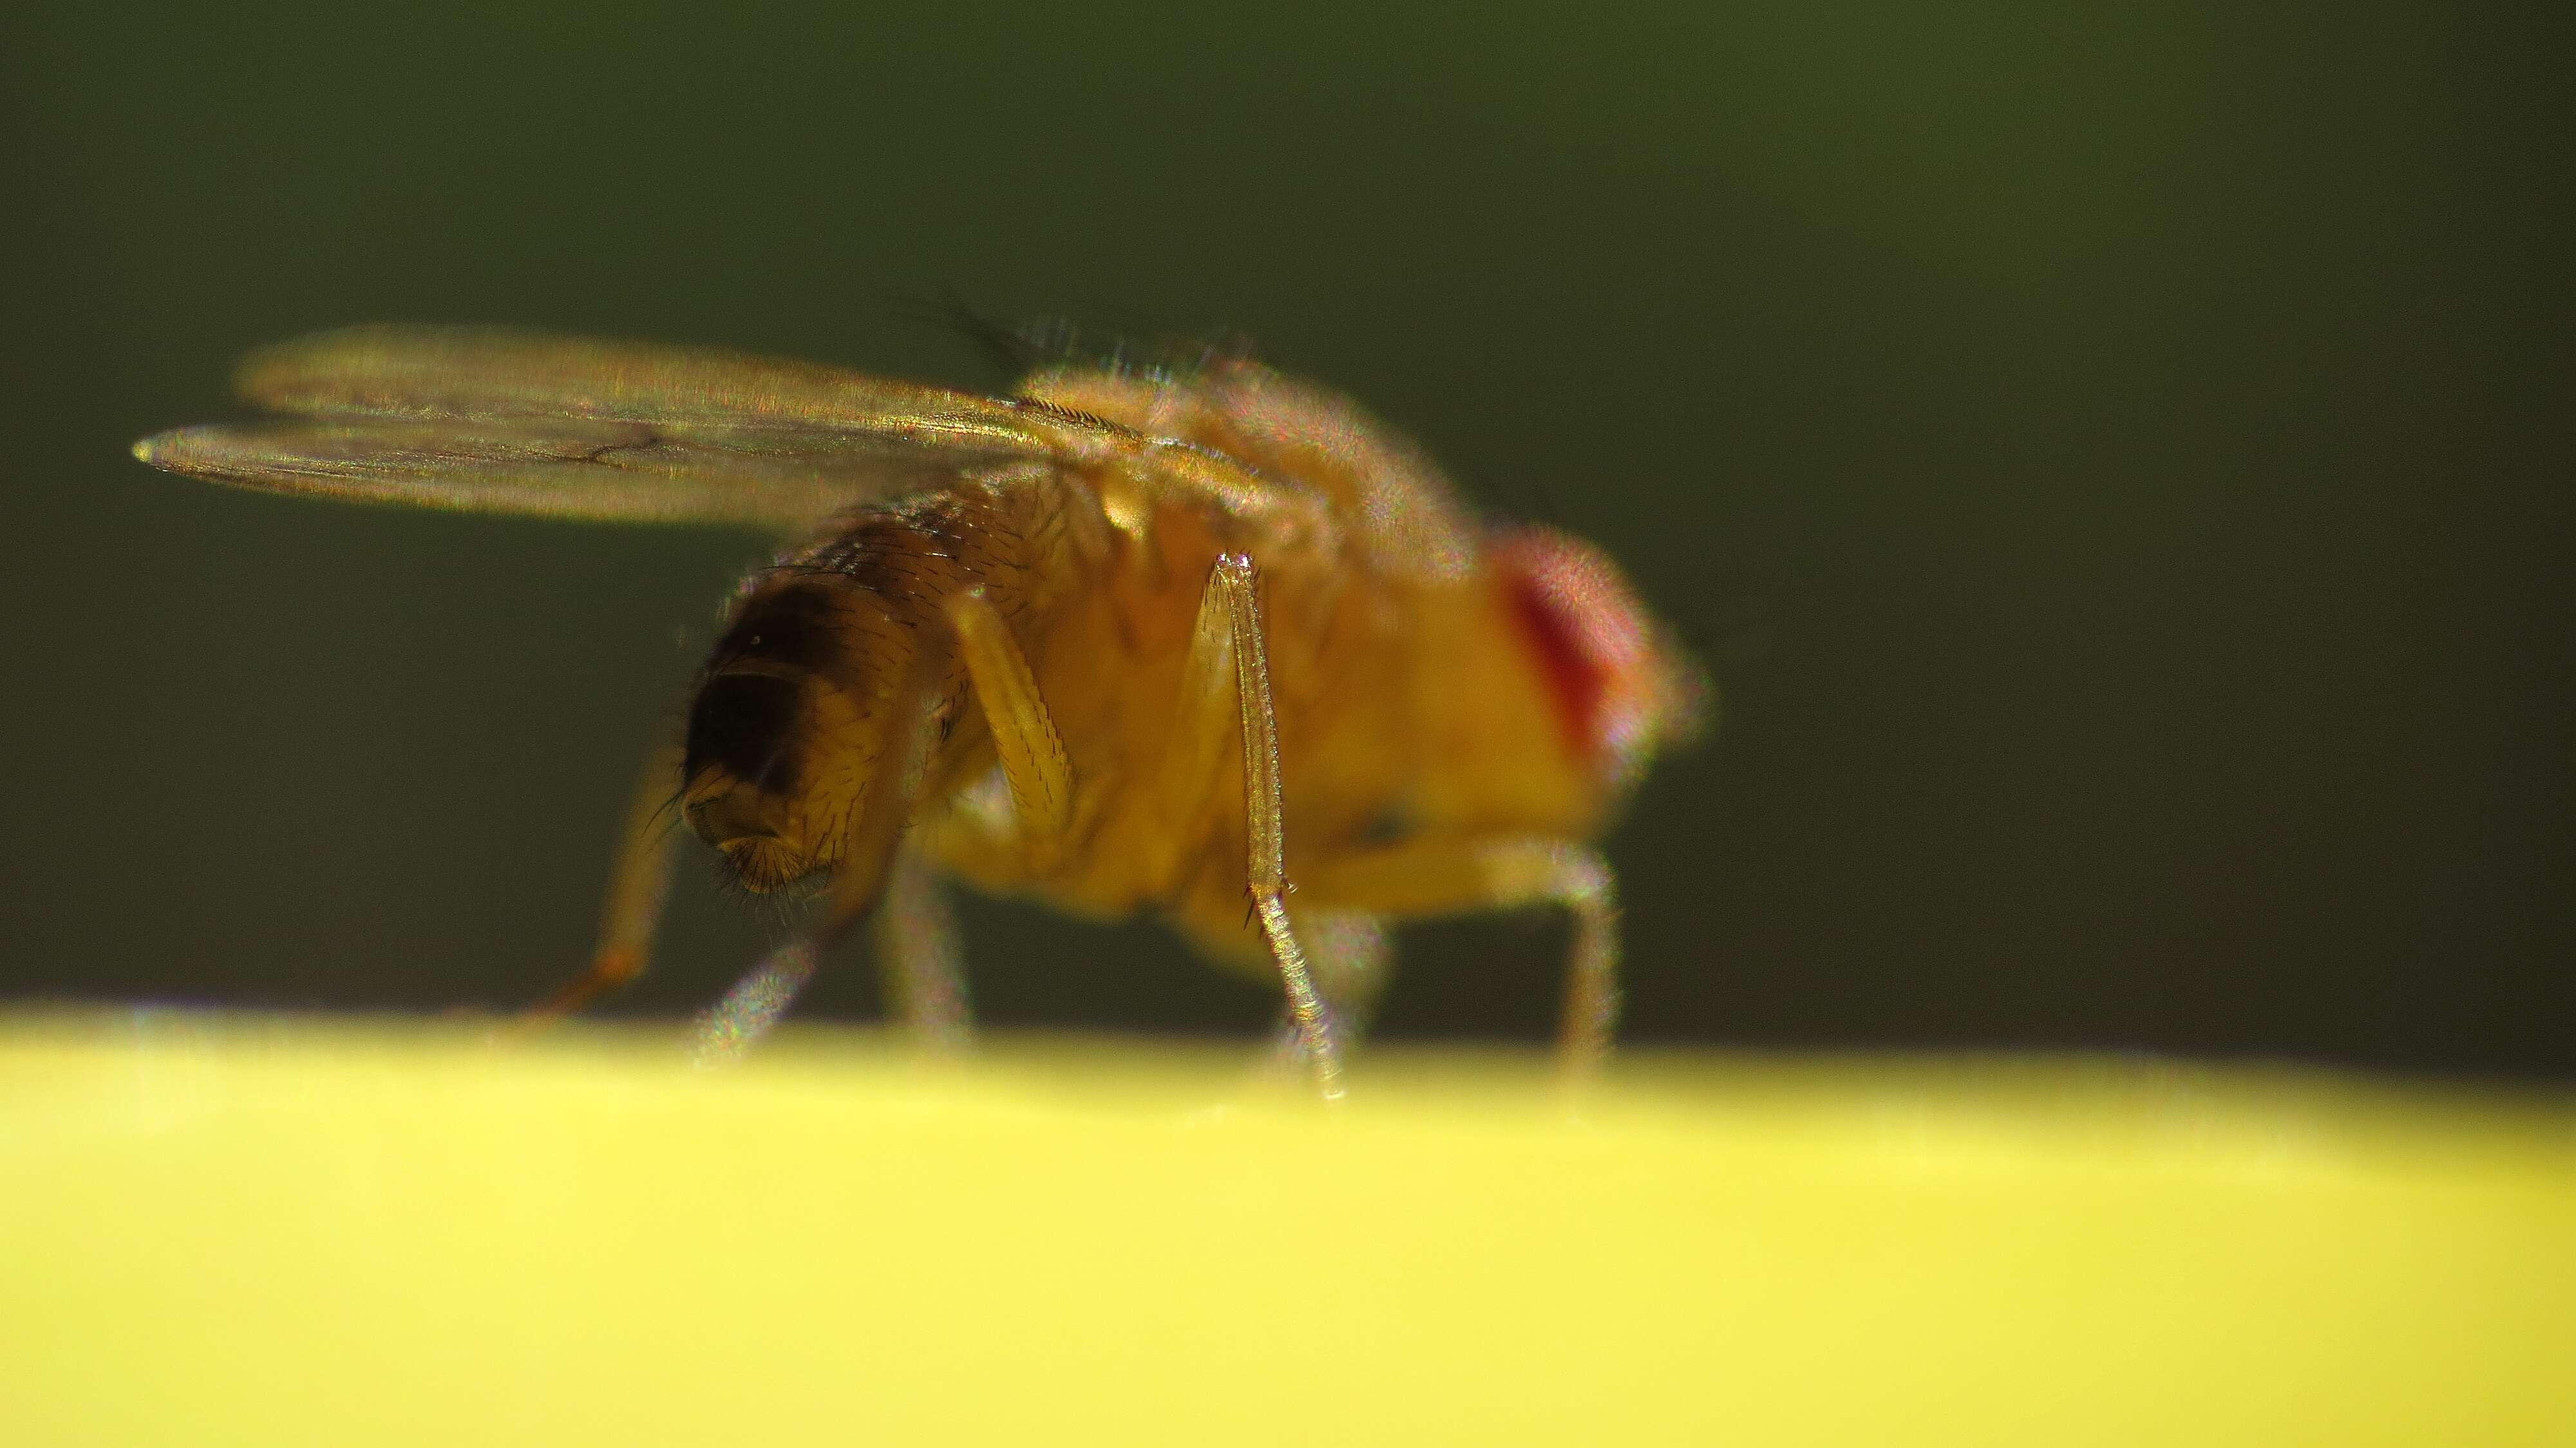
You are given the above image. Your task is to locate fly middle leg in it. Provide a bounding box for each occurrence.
[1173,553,1344,1099]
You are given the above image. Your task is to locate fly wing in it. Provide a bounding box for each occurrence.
[135,326,1096,531]
[133,415,1020,529]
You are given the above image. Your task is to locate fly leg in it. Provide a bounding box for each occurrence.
[941,587,1075,855]
[1179,553,1341,1098]
[1300,839,1620,1079]
[694,629,956,1063]
[874,848,971,1053]
[694,584,1074,1063]
[863,582,1081,1053]
[517,736,686,1028]
[1265,911,1389,1074]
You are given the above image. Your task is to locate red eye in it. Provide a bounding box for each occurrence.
[1494,526,1672,781]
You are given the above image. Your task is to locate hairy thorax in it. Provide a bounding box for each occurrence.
[916,362,1641,959]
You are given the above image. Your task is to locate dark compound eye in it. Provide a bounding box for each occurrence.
[685,672,804,794]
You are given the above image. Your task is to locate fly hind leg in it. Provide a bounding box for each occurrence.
[517,736,687,1029]
[694,626,958,1062]
[697,584,1071,1062]
[873,847,971,1053]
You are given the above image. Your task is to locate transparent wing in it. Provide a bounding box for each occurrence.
[135,326,1096,530]
[133,416,1019,529]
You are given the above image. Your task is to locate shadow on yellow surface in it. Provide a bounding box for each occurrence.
[3,1011,2567,1445]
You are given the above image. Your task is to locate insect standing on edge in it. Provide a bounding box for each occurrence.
[135,326,1704,1095]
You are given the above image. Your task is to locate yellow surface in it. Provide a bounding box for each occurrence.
[1,1013,2568,1446]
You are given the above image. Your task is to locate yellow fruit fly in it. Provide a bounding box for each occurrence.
[137,327,1702,1094]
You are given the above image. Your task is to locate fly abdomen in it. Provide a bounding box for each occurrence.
[685,671,805,799]
[679,582,871,877]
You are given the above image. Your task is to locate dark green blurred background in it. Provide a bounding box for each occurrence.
[3,5,2564,1076]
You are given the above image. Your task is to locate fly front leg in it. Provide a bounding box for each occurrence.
[517,736,687,1029]
[1179,553,1342,1098]
[1300,839,1621,1079]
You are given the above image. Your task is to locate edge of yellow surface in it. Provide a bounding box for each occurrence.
[4,1009,2570,1447]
